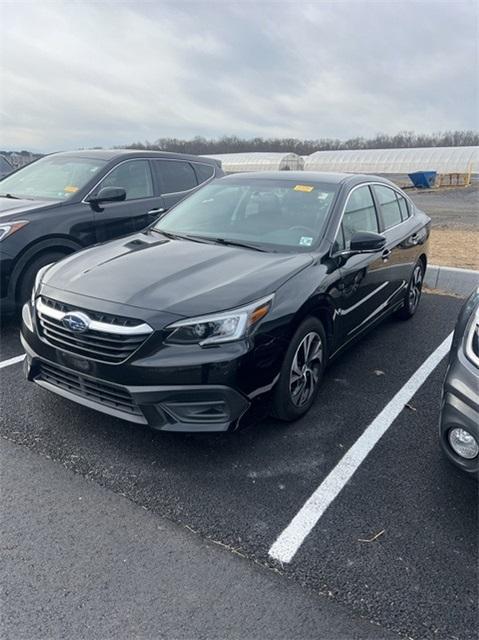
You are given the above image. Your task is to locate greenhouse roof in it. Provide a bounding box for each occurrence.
[303,146,479,174]
[205,152,304,172]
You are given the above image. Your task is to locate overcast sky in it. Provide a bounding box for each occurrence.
[0,0,477,152]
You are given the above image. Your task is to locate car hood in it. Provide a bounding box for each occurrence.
[0,197,58,219]
[43,232,314,317]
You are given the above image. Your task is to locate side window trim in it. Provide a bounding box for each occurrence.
[82,158,155,203]
[331,181,412,253]
[334,222,346,252]
[369,184,385,233]
[331,183,379,253]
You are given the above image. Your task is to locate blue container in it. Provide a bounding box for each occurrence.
[408,171,437,188]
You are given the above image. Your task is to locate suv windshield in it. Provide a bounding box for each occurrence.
[0,156,107,201]
[154,178,338,252]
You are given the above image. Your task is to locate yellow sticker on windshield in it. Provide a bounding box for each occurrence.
[64,185,79,193]
[294,185,314,192]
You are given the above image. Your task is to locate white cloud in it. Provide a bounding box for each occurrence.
[0,0,477,151]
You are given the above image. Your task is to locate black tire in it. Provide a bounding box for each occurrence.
[16,251,67,307]
[272,317,327,422]
[396,259,425,320]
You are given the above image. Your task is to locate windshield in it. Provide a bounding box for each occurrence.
[154,179,338,252]
[0,156,107,201]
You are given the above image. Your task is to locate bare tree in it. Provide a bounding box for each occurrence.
[121,130,478,155]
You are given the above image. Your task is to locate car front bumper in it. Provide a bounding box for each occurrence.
[22,338,251,432]
[20,300,286,432]
[439,349,479,475]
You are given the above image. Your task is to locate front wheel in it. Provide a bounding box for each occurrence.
[396,260,424,320]
[16,251,67,308]
[272,317,327,422]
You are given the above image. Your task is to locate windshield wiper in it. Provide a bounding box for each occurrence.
[206,237,269,252]
[0,193,21,199]
[150,229,212,244]
[150,228,183,240]
[151,229,269,252]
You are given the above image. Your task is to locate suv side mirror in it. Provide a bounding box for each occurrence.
[87,186,127,205]
[349,231,386,253]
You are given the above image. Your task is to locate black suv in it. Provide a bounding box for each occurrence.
[0,149,222,312]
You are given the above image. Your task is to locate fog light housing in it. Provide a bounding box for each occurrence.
[162,400,230,424]
[448,428,479,459]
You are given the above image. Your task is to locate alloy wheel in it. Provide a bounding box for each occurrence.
[409,264,423,312]
[289,331,323,407]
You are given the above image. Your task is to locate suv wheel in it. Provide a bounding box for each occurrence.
[272,317,327,421]
[17,251,67,307]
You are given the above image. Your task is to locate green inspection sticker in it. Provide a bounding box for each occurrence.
[299,236,313,246]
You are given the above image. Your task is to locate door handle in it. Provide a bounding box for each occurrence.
[148,208,166,215]
[382,248,391,261]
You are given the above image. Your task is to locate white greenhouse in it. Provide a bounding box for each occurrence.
[205,152,304,173]
[303,146,479,175]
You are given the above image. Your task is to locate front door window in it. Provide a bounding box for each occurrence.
[99,160,153,200]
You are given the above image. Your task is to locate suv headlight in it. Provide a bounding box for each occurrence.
[31,263,54,306]
[165,295,274,346]
[0,220,29,241]
[464,308,479,368]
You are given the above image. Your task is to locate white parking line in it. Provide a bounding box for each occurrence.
[269,331,453,564]
[0,354,25,369]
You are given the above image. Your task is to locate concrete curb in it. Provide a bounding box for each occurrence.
[425,264,479,297]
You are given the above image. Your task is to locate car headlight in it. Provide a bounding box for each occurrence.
[31,263,55,306]
[464,308,479,368]
[0,220,29,241]
[165,295,274,346]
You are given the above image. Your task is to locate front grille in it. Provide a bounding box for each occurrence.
[36,361,143,418]
[40,297,141,327]
[37,296,152,364]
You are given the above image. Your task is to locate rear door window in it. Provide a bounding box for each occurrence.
[396,192,410,221]
[374,185,403,229]
[153,160,198,194]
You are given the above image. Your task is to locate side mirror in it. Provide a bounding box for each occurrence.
[349,231,386,253]
[87,186,127,205]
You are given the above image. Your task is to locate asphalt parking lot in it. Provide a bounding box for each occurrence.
[1,292,477,640]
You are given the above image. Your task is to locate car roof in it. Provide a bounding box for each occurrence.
[45,149,219,164]
[219,170,393,185]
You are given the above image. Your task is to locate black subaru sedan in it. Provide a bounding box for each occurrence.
[21,172,430,432]
[0,149,222,312]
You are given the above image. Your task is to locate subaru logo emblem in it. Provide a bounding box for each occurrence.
[62,311,90,333]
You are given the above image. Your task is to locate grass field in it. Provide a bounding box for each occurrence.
[429,228,479,269]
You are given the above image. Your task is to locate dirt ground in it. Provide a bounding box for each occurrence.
[429,227,479,269]
[397,181,478,269]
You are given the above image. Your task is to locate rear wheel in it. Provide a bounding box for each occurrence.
[396,260,424,320]
[16,251,67,308]
[272,317,327,422]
